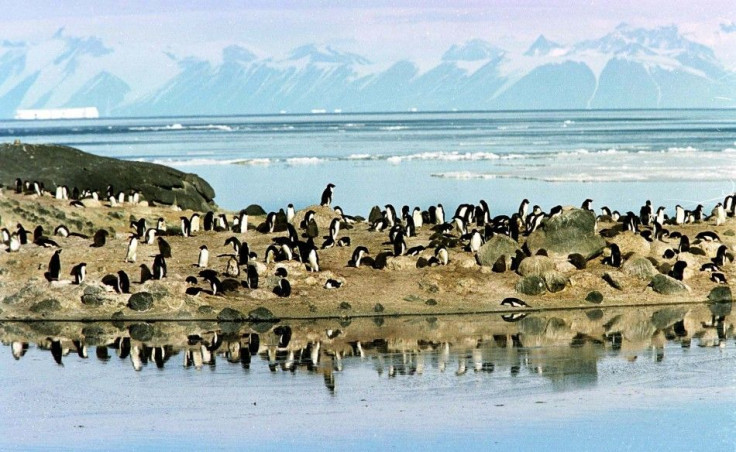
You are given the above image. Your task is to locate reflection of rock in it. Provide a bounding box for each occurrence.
[218,308,246,321]
[651,308,688,330]
[526,208,605,258]
[129,323,154,341]
[247,307,276,322]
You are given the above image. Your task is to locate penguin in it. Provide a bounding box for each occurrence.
[246,264,259,288]
[468,229,482,253]
[385,204,397,227]
[7,233,20,252]
[324,279,342,289]
[54,225,70,237]
[46,249,62,282]
[328,218,340,241]
[412,207,424,229]
[16,224,28,245]
[663,248,677,260]
[117,270,131,294]
[125,235,138,263]
[453,216,467,236]
[265,212,277,233]
[436,204,445,225]
[225,236,241,254]
[70,263,87,284]
[406,245,425,256]
[321,237,335,249]
[180,217,191,237]
[157,217,166,232]
[203,211,215,231]
[238,241,251,266]
[286,204,296,224]
[711,272,727,284]
[655,206,666,225]
[500,297,529,308]
[674,205,685,225]
[215,214,229,231]
[50,339,63,365]
[320,183,335,207]
[153,254,167,280]
[392,231,407,256]
[712,203,726,226]
[600,206,612,218]
[185,277,203,296]
[695,231,720,242]
[14,178,22,194]
[190,213,201,233]
[713,245,732,267]
[265,245,279,264]
[435,246,449,266]
[158,237,172,258]
[581,198,593,212]
[724,194,735,217]
[404,215,416,237]
[275,267,288,278]
[32,181,42,196]
[197,245,209,268]
[700,262,720,272]
[237,211,248,233]
[1,228,9,244]
[518,199,529,220]
[639,200,652,226]
[301,210,316,230]
[678,235,690,253]
[337,237,351,247]
[307,245,320,272]
[273,278,291,298]
[350,246,369,267]
[281,243,294,261]
[225,256,240,277]
[131,218,146,238]
[669,260,687,281]
[144,228,157,245]
[602,243,621,267]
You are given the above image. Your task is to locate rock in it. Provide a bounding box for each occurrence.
[251,261,268,276]
[425,298,438,306]
[374,303,385,312]
[650,274,689,295]
[247,307,276,322]
[454,255,477,269]
[145,283,170,301]
[81,285,110,306]
[0,143,215,211]
[622,255,657,280]
[586,309,604,320]
[217,308,246,321]
[339,301,352,310]
[127,292,154,311]
[476,235,521,268]
[29,298,61,314]
[368,206,383,223]
[293,205,340,230]
[609,232,650,256]
[243,204,266,216]
[129,323,154,342]
[602,272,624,290]
[526,208,605,258]
[385,256,415,271]
[515,275,546,296]
[517,255,555,277]
[197,305,215,314]
[585,291,603,304]
[651,308,688,330]
[542,271,568,293]
[707,286,732,303]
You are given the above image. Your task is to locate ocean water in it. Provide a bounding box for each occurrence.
[3,109,736,215]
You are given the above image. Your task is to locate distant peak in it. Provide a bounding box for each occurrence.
[287,44,370,65]
[442,39,504,61]
[524,35,563,57]
[222,45,257,63]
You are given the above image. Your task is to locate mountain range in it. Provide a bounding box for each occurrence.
[0,23,735,118]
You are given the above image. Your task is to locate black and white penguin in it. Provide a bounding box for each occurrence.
[197,245,209,268]
[238,241,251,266]
[518,199,530,220]
[16,224,28,245]
[392,231,407,257]
[1,228,9,244]
[724,194,735,217]
[581,199,593,212]
[385,204,397,227]
[189,213,201,233]
[131,218,146,238]
[500,297,529,308]
[265,212,277,233]
[639,200,653,226]
[246,264,259,289]
[404,215,416,237]
[125,235,138,263]
[54,225,70,237]
[321,237,335,249]
[711,272,727,284]
[14,178,22,194]
[180,217,191,237]
[207,276,223,296]
[156,217,166,232]
[669,260,687,281]
[324,279,342,289]
[453,216,467,236]
[265,245,279,264]
[307,244,320,272]
[468,229,483,253]
[157,237,172,258]
[117,270,131,294]
[300,210,315,230]
[215,214,229,231]
[674,205,685,225]
[153,254,167,279]
[320,183,335,207]
[406,245,425,256]
[700,262,720,272]
[436,204,445,225]
[274,278,291,298]
[412,206,424,229]
[46,249,62,282]
[140,264,153,283]
[144,228,157,245]
[350,246,369,267]
[602,243,621,267]
[678,235,690,253]
[203,211,215,231]
[435,246,449,266]
[275,267,288,278]
[695,231,720,242]
[225,236,241,253]
[714,245,733,267]
[70,263,87,285]
[281,243,294,261]
[655,206,666,225]
[286,204,296,224]
[337,237,351,247]
[328,218,340,241]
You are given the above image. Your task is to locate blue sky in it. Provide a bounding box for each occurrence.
[4,1,736,65]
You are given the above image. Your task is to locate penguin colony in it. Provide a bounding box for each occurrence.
[1,178,736,315]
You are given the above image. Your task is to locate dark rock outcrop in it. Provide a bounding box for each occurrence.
[0,143,215,211]
[477,234,521,267]
[516,275,546,295]
[127,292,154,311]
[650,274,688,295]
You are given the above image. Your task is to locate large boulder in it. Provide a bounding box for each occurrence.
[622,255,657,280]
[650,274,689,295]
[526,208,605,259]
[608,232,650,256]
[293,205,341,230]
[476,235,521,267]
[0,143,215,211]
[517,255,555,277]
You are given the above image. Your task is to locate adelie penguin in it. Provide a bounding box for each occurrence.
[153,254,167,280]
[180,217,191,237]
[70,263,87,284]
[324,279,342,289]
[125,235,138,263]
[45,249,62,282]
[197,245,209,268]
[144,228,157,245]
[117,270,131,294]
[602,243,621,267]
[500,297,529,308]
[273,278,291,298]
[350,246,369,268]
[158,237,172,258]
[91,229,109,248]
[435,246,449,266]
[669,261,687,281]
[320,183,335,207]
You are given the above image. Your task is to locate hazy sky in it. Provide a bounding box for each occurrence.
[4,1,736,65]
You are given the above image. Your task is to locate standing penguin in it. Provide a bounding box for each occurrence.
[125,235,138,263]
[286,204,296,224]
[307,245,320,272]
[70,263,87,284]
[469,229,483,253]
[158,237,172,258]
[320,183,335,207]
[602,244,621,267]
[329,218,340,241]
[153,254,167,279]
[180,217,191,237]
[91,229,109,248]
[197,245,209,268]
[117,270,131,294]
[190,213,201,233]
[46,249,62,282]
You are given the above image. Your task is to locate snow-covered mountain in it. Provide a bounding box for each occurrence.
[1,24,735,118]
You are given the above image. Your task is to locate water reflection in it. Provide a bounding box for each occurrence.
[1,303,732,394]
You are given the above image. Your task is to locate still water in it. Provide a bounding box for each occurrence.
[0,305,734,450]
